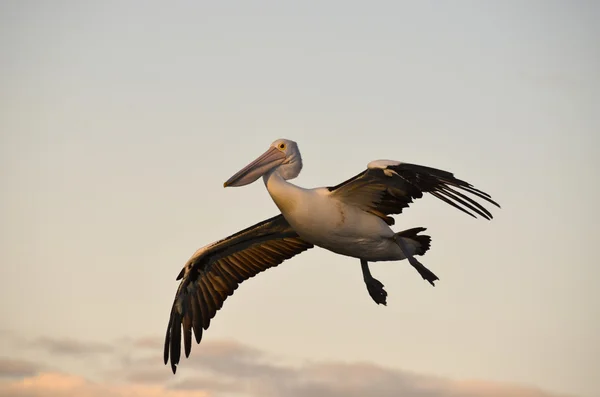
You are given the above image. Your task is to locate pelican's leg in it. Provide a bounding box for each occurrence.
[393,236,439,286]
[360,259,387,305]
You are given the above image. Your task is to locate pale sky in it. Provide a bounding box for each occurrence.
[1,1,598,397]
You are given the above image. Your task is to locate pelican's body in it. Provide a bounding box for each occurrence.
[163,138,500,374]
[265,172,405,261]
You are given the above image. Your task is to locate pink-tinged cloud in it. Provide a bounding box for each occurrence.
[0,358,41,378]
[0,372,209,397]
[0,333,576,397]
[0,369,573,397]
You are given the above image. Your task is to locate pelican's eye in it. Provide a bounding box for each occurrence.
[278,142,286,150]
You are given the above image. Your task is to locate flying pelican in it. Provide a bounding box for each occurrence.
[164,139,500,373]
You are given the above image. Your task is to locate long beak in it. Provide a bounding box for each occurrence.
[223,147,286,187]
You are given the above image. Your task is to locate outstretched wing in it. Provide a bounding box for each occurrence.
[164,214,313,373]
[327,160,500,224]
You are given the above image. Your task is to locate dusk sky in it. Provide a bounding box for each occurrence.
[1,1,598,397]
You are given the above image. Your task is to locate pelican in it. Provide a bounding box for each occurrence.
[164,139,500,373]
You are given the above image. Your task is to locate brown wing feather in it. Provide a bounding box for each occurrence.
[164,214,313,373]
[328,162,500,221]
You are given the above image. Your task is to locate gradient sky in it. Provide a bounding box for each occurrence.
[1,1,598,397]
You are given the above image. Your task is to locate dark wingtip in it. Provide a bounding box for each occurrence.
[169,312,182,374]
[193,324,203,344]
[184,328,192,358]
[163,314,173,365]
[163,337,170,365]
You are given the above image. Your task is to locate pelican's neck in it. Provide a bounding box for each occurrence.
[263,170,302,215]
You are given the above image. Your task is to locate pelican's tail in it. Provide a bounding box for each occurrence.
[394,227,431,257]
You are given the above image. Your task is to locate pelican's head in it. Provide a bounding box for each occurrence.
[224,139,303,187]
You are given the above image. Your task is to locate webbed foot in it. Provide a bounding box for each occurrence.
[365,276,388,305]
[394,235,439,286]
[411,258,439,286]
[360,259,388,305]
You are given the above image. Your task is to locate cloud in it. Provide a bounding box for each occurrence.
[131,336,163,350]
[0,358,41,378]
[0,369,571,397]
[126,338,568,397]
[0,372,210,397]
[168,376,238,393]
[449,380,566,397]
[122,367,173,384]
[173,339,292,380]
[0,332,575,397]
[32,337,113,357]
